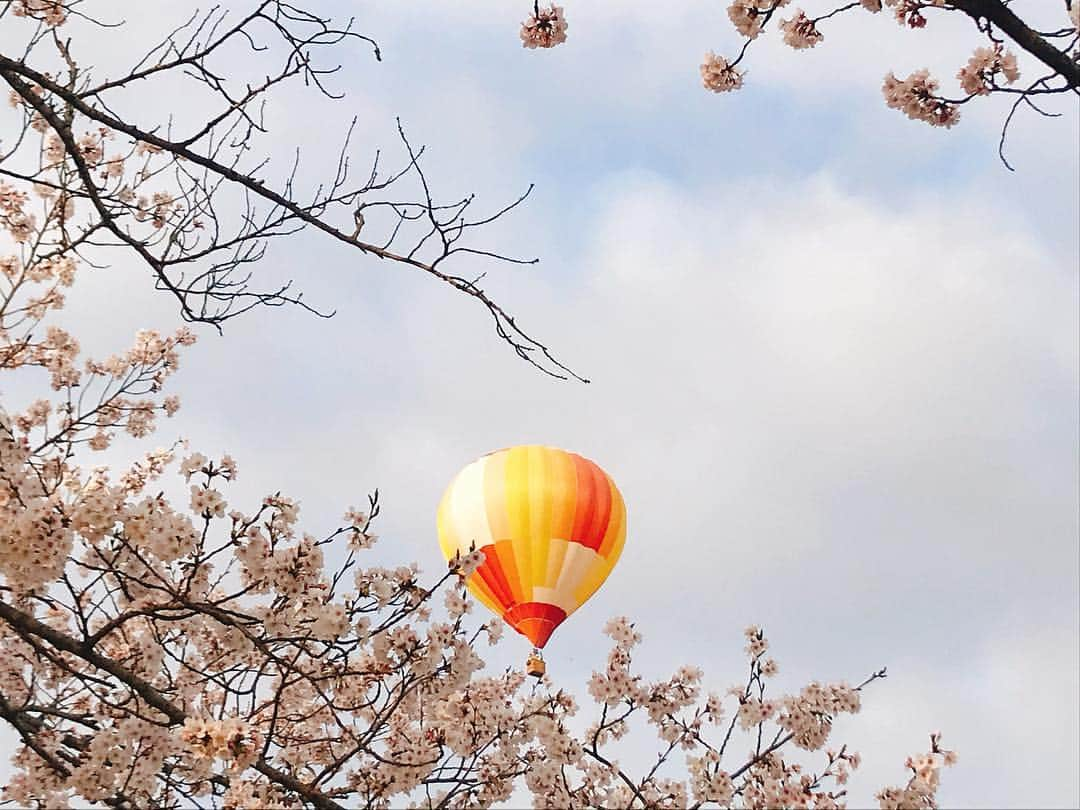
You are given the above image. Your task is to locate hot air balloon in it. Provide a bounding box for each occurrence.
[437,445,626,676]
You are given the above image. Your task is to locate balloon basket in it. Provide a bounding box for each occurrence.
[526,650,546,678]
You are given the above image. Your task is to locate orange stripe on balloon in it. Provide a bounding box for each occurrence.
[475,543,515,608]
[570,454,598,548]
[493,538,525,604]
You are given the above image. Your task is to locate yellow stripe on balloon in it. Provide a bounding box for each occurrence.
[574,552,617,607]
[535,539,603,613]
[505,447,531,603]
[528,446,552,602]
[555,541,596,607]
[543,531,569,592]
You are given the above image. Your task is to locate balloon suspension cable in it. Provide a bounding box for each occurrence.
[525,648,546,679]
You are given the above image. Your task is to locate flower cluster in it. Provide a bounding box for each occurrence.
[180,717,262,771]
[876,733,957,809]
[586,616,645,708]
[779,10,824,49]
[727,0,789,39]
[520,4,568,49]
[882,69,960,128]
[0,432,73,591]
[701,52,744,93]
[885,0,946,29]
[449,547,486,577]
[777,680,862,750]
[957,45,1020,96]
[11,0,67,26]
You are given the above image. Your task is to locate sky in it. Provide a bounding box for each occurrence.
[2,1,1079,807]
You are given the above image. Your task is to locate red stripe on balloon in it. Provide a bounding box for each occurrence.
[586,465,613,553]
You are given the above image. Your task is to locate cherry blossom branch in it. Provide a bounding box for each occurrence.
[699,0,1078,154]
[952,0,1080,86]
[0,3,585,380]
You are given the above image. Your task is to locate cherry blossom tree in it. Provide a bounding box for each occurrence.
[523,1,1079,167]
[0,3,960,808]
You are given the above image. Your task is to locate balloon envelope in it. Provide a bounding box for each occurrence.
[437,445,627,649]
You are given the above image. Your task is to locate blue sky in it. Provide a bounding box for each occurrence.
[2,1,1078,806]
